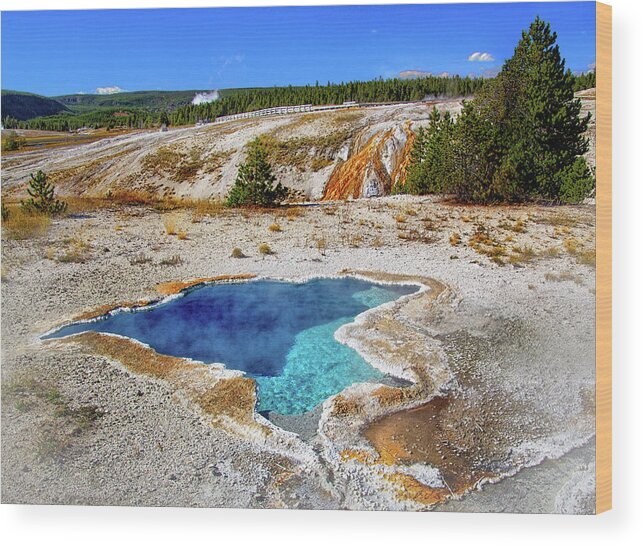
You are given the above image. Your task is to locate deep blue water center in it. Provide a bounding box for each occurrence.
[45,278,419,415]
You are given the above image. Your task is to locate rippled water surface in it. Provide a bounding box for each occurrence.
[45,278,419,414]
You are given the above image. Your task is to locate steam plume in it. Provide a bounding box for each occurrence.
[192,90,220,105]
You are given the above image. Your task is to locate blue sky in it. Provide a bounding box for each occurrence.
[1,2,596,96]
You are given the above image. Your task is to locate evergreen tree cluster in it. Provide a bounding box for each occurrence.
[399,17,595,204]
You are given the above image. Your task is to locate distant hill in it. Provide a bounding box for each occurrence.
[1,90,70,121]
[54,90,216,112]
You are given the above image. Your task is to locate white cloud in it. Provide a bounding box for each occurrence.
[468,52,494,62]
[587,61,596,73]
[95,86,125,95]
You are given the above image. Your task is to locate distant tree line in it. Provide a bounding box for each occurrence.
[2,70,596,133]
[2,108,167,131]
[398,17,595,204]
[168,76,487,125]
[572,70,596,92]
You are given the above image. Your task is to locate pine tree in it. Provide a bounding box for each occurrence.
[225,138,289,207]
[498,16,591,200]
[405,16,594,204]
[21,170,67,215]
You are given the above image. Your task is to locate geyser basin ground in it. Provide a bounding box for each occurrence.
[45,278,419,414]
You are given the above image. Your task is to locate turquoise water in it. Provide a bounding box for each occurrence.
[44,278,419,414]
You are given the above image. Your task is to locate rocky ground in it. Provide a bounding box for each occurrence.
[1,195,596,512]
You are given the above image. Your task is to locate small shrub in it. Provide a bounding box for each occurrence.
[177,230,188,240]
[258,243,273,255]
[268,223,282,232]
[2,130,25,151]
[449,233,461,246]
[230,247,246,258]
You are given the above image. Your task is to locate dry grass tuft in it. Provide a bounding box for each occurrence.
[395,214,407,224]
[268,223,282,232]
[2,207,51,240]
[129,252,153,265]
[576,248,596,266]
[563,237,580,254]
[542,246,561,258]
[258,243,273,255]
[468,225,506,264]
[508,245,536,264]
[286,207,305,221]
[314,237,327,255]
[159,254,183,266]
[500,218,527,233]
[449,232,461,246]
[107,189,158,206]
[163,215,178,235]
[230,247,246,258]
[544,271,584,285]
[349,234,364,247]
[177,230,188,240]
[537,213,578,228]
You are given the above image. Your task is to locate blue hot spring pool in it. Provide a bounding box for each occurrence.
[44,278,420,415]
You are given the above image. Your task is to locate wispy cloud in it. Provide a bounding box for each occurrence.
[95,85,125,95]
[399,69,450,79]
[468,52,494,62]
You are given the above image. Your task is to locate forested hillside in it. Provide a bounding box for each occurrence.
[54,90,211,112]
[1,90,69,121]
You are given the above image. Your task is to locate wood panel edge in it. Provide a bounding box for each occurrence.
[595,0,612,515]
